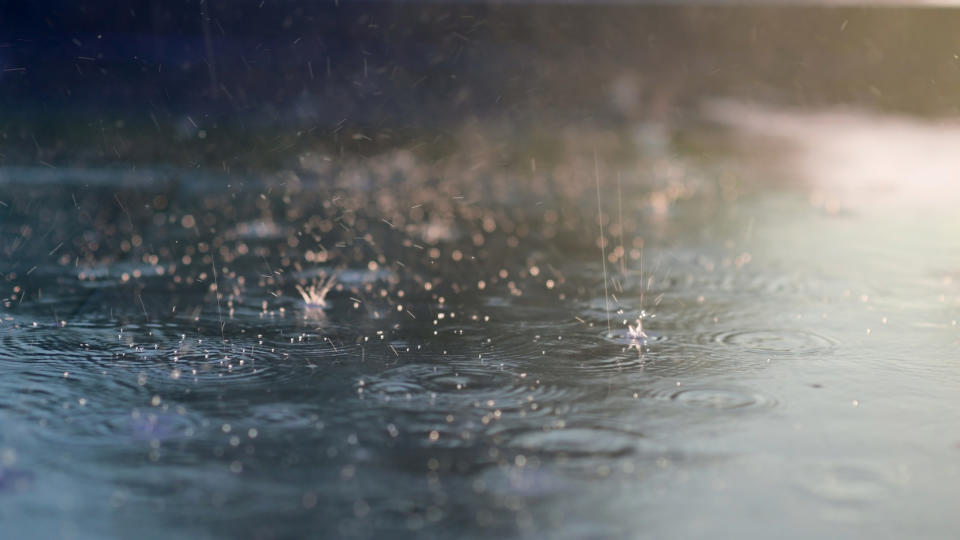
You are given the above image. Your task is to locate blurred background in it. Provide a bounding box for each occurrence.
[6,1,960,168]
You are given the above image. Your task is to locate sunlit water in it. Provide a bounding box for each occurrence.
[3,107,960,539]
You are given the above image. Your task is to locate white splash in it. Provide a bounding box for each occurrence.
[627,313,648,352]
[295,273,337,308]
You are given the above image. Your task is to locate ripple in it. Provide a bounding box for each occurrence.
[477,325,652,378]
[359,361,586,450]
[362,379,423,399]
[508,426,640,458]
[167,342,303,387]
[646,384,778,411]
[550,354,649,377]
[705,328,837,356]
[248,404,325,430]
[358,361,585,449]
[123,410,203,442]
[795,461,900,506]
[363,361,583,415]
[0,320,357,450]
[0,323,108,366]
[363,362,513,397]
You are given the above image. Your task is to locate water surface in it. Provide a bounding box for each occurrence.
[2,106,960,539]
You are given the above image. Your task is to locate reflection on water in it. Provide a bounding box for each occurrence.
[708,100,960,211]
[3,103,960,539]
